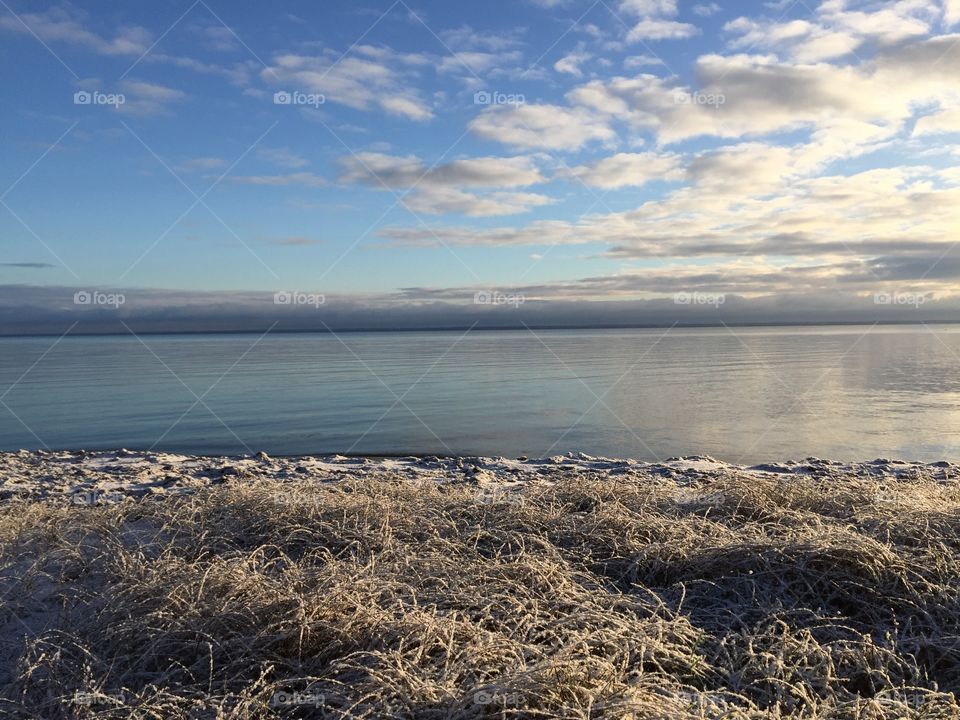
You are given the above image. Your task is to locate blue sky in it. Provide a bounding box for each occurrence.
[2,0,960,330]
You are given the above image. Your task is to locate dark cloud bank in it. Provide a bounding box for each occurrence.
[1,285,959,336]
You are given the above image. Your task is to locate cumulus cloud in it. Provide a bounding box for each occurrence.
[556,34,960,149]
[559,152,683,188]
[913,107,960,135]
[337,153,550,216]
[469,104,616,150]
[378,163,960,300]
[948,0,960,26]
[619,0,678,16]
[692,3,722,17]
[618,0,699,41]
[628,19,700,40]
[554,46,591,77]
[725,1,939,62]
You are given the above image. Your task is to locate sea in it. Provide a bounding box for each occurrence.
[1,324,958,463]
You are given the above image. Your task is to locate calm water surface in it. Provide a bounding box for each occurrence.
[1,325,959,463]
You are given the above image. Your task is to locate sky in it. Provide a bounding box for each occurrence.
[1,0,960,333]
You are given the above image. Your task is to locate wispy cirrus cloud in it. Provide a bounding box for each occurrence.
[229,172,327,188]
[0,6,150,56]
[262,46,435,121]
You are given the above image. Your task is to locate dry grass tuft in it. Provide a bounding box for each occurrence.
[1,467,959,718]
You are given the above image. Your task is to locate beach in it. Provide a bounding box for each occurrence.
[1,450,959,718]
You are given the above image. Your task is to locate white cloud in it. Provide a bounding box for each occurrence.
[230,173,327,187]
[440,26,523,52]
[623,55,665,69]
[913,107,960,135]
[264,50,434,121]
[619,0,678,16]
[827,2,936,44]
[470,104,616,150]
[337,153,545,189]
[725,2,938,62]
[554,47,592,77]
[692,3,722,17]
[257,147,309,169]
[946,0,960,26]
[380,96,434,121]
[628,18,700,40]
[403,188,553,216]
[560,152,683,188]
[561,36,960,147]
[192,24,238,52]
[725,18,860,62]
[337,153,548,217]
[378,165,960,293]
[117,80,186,116]
[437,50,523,75]
[0,7,150,56]
[149,55,257,87]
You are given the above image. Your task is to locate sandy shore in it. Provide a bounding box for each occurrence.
[1,448,956,504]
[1,450,959,718]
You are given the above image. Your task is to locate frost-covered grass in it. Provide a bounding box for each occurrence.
[1,465,959,718]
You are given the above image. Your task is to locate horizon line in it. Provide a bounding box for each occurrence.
[2,318,959,339]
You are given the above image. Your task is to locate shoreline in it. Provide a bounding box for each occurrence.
[1,448,957,504]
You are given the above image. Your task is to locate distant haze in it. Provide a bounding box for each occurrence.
[1,284,958,335]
